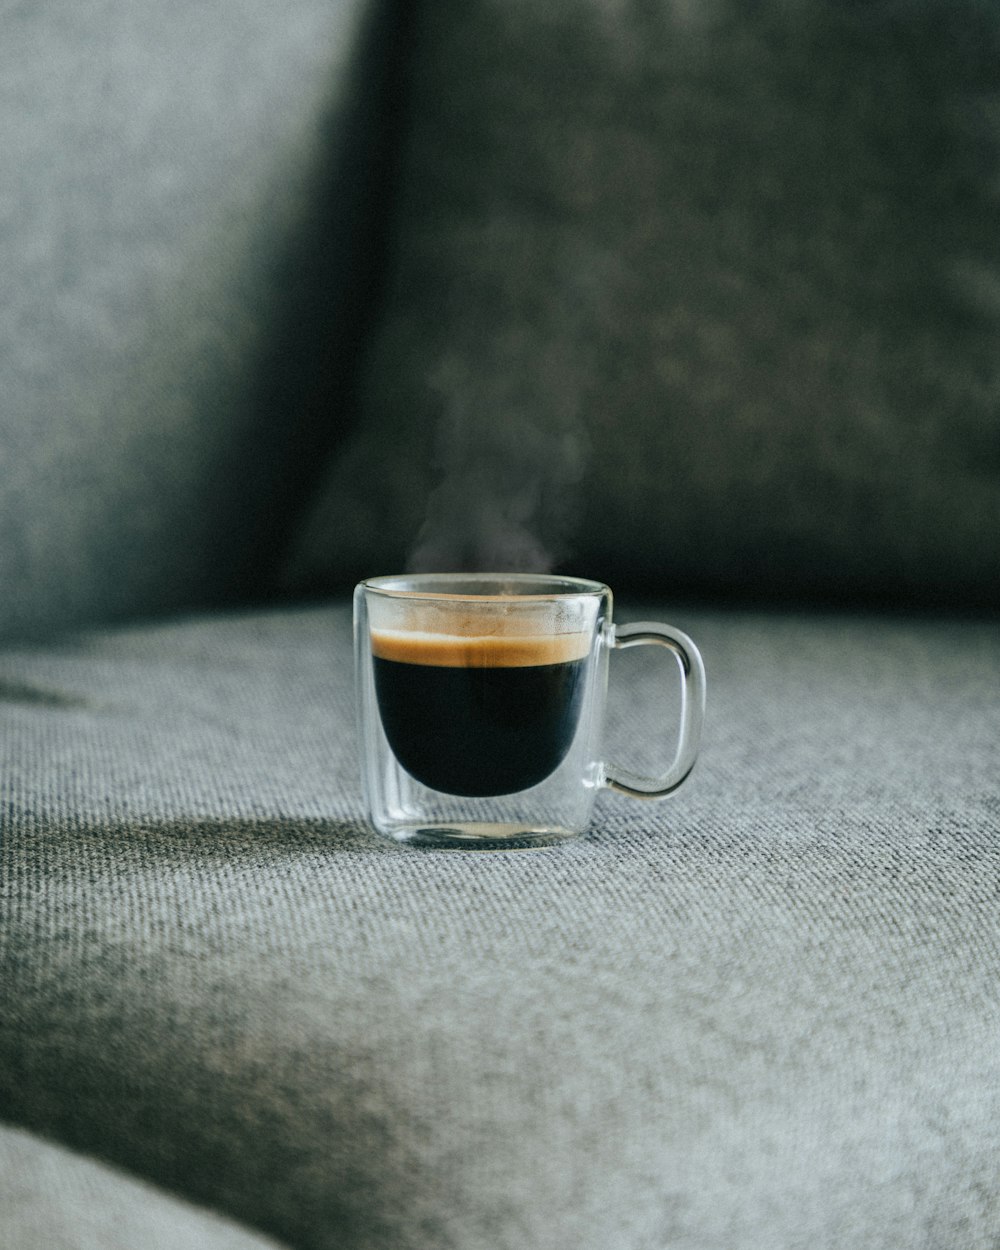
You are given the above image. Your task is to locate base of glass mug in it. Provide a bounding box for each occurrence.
[377,820,581,850]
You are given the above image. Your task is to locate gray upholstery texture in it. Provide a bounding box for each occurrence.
[2,601,998,1249]
[0,1123,288,1250]
[0,0,395,643]
[285,0,1000,610]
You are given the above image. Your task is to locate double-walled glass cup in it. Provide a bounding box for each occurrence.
[354,574,705,848]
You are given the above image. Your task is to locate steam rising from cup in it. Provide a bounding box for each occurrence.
[406,333,590,575]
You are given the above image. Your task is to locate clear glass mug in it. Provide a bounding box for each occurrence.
[354,574,706,848]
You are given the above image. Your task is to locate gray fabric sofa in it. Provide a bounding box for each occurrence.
[2,3,998,1249]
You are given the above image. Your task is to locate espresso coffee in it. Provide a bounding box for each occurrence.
[371,628,589,796]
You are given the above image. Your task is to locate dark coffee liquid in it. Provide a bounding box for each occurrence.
[372,632,588,797]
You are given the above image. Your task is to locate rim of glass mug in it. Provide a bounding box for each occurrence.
[359,573,610,601]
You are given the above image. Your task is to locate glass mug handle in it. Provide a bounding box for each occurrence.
[603,622,706,799]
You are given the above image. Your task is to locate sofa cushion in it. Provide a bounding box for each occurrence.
[284,0,1000,610]
[0,0,397,643]
[0,1123,288,1250]
[1,601,998,1248]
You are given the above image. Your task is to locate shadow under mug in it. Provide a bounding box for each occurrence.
[354,573,706,848]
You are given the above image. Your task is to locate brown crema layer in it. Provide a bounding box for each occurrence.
[371,629,590,668]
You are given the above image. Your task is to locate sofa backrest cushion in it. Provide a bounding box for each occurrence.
[0,1123,288,1250]
[283,0,1000,611]
[0,0,397,641]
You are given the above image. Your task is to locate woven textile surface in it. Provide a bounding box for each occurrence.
[0,0,394,642]
[2,602,998,1249]
[286,0,1000,611]
[0,1123,288,1250]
